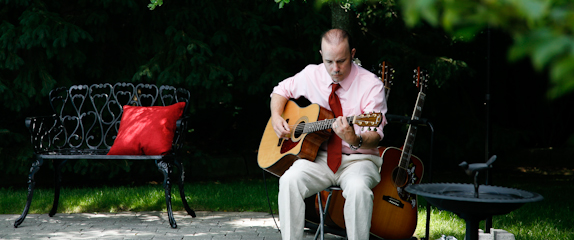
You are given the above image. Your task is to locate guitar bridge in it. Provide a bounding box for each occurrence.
[383,195,404,208]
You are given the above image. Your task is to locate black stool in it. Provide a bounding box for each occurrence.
[314,186,342,240]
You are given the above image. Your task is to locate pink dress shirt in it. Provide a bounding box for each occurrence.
[272,62,388,156]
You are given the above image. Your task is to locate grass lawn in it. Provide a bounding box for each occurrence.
[1,167,572,240]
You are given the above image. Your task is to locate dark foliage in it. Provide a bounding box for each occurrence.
[0,0,572,187]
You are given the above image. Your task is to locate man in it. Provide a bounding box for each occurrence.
[269,28,387,240]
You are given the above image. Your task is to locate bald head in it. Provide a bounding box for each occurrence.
[321,29,353,53]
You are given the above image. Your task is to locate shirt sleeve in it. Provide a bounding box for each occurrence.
[358,83,387,141]
[271,65,316,99]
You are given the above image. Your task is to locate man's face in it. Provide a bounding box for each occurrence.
[320,39,356,83]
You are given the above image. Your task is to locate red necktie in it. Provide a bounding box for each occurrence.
[327,84,342,173]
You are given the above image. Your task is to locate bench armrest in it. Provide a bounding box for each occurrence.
[172,116,190,151]
[25,115,60,153]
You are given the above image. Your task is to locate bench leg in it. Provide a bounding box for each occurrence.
[156,160,177,228]
[14,158,44,228]
[173,159,196,218]
[49,160,67,217]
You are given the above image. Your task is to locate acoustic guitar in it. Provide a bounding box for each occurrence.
[317,66,428,239]
[369,67,428,239]
[258,101,383,177]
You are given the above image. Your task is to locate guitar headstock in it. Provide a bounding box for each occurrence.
[353,112,383,130]
[413,66,429,94]
[379,61,394,90]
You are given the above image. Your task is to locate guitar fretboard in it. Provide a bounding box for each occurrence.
[298,116,354,134]
[399,92,426,169]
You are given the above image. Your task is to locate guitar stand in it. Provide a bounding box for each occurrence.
[386,114,435,240]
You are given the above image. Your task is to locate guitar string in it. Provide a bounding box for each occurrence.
[284,116,356,131]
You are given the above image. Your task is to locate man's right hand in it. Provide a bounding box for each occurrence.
[272,114,291,139]
[270,93,291,139]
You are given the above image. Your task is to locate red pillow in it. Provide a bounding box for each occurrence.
[107,102,186,155]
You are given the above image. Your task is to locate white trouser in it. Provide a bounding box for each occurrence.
[278,151,382,240]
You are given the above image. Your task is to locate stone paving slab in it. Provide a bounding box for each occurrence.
[1,211,346,239]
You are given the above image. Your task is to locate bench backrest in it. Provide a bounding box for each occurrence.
[31,83,190,154]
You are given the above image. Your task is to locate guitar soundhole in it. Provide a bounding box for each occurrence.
[293,122,305,138]
[391,167,408,187]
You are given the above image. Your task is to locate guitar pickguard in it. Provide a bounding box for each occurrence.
[397,161,420,208]
[280,138,299,154]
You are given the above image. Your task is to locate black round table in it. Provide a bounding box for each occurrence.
[406,183,543,240]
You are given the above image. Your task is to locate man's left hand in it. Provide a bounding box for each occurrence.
[332,116,360,146]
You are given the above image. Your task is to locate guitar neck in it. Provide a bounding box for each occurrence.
[301,116,354,134]
[399,92,426,168]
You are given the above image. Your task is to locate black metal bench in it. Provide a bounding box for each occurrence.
[14,82,196,228]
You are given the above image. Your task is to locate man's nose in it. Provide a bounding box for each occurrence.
[333,63,341,72]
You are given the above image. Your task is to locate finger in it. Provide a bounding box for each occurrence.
[337,116,347,128]
[272,119,289,138]
[282,121,291,134]
[273,127,283,138]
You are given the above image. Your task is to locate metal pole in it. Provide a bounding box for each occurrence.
[484,26,493,233]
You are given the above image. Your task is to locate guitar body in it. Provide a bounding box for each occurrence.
[315,146,424,239]
[370,146,424,239]
[258,100,333,177]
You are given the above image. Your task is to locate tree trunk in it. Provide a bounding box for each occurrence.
[330,1,353,35]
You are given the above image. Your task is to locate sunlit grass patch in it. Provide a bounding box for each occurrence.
[3,174,572,240]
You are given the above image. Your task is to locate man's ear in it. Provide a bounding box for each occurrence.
[319,49,323,56]
[351,48,356,59]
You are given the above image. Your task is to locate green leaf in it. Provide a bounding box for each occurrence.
[148,0,163,10]
[417,0,439,26]
[510,0,548,22]
[451,24,485,41]
[441,6,459,31]
[547,76,574,99]
[400,0,421,27]
[508,35,532,62]
[532,35,571,71]
[550,56,574,83]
